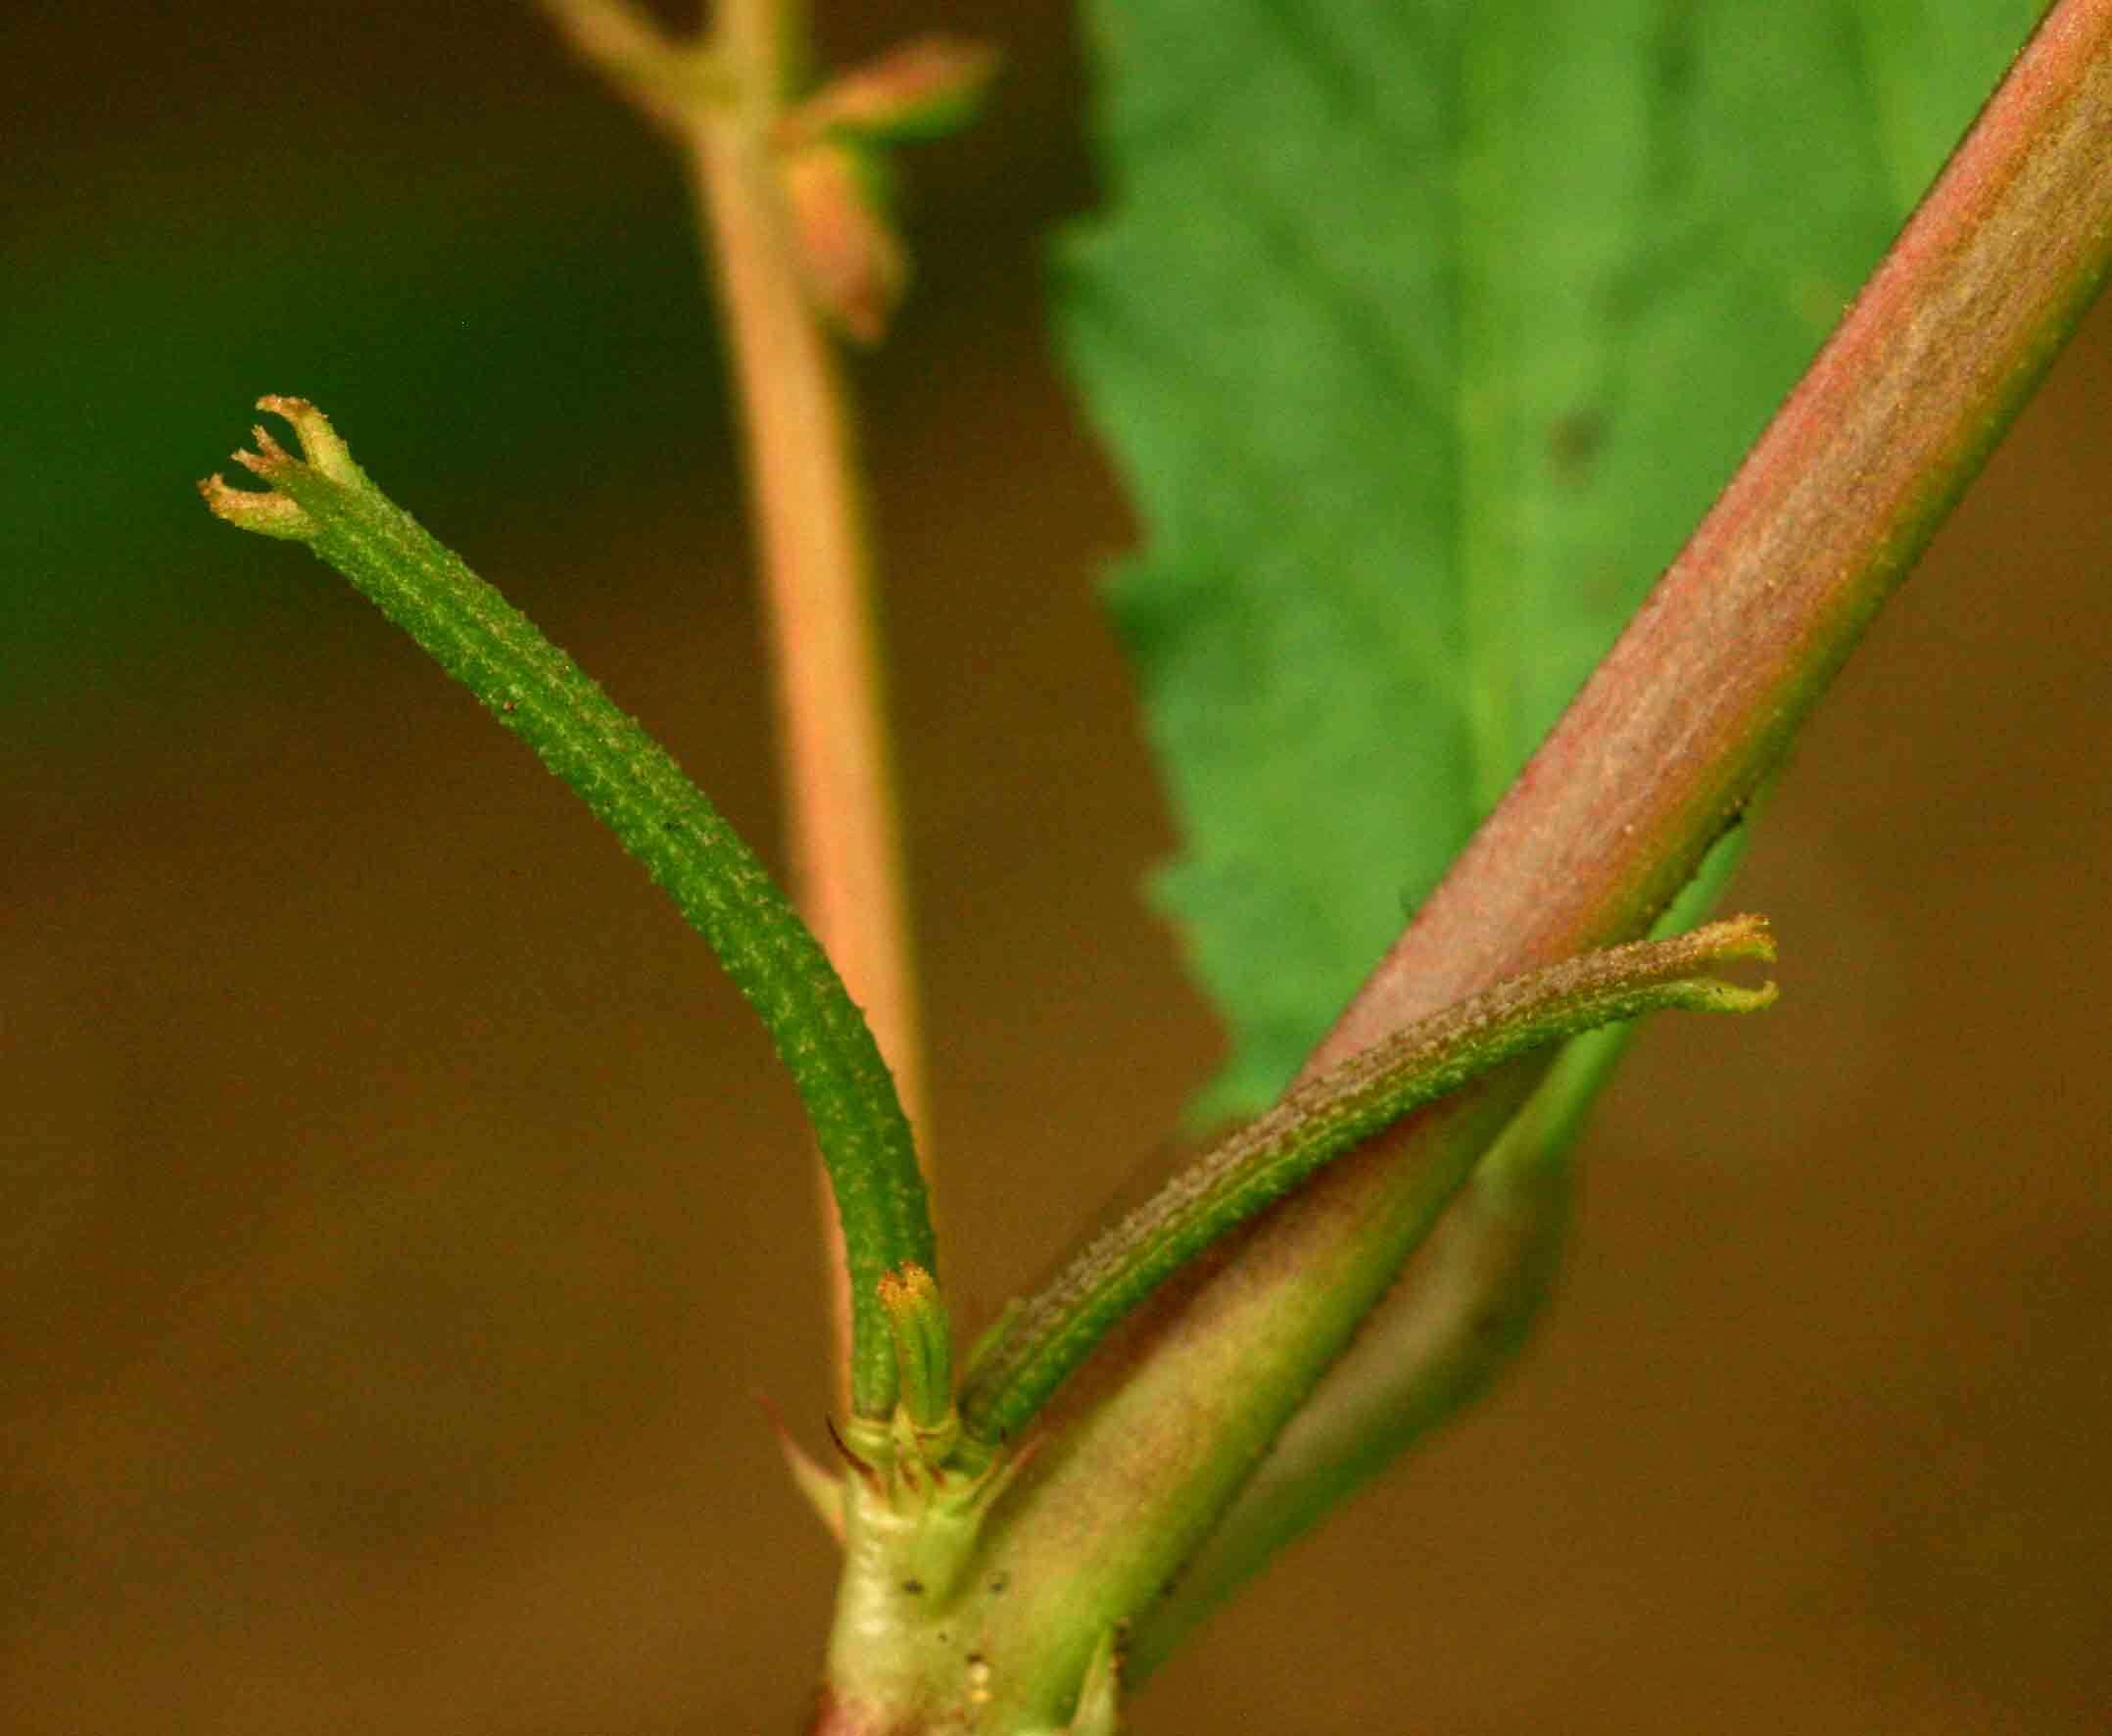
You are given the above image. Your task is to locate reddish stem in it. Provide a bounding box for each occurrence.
[984,0,2112,1702]
[1330,0,2112,1041]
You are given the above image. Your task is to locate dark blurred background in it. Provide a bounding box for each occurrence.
[6,2,2109,1730]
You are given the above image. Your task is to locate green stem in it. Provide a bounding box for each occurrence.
[200,397,935,1420]
[958,918,1774,1451]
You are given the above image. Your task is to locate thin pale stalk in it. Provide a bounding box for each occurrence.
[958,3,2112,1719]
[696,0,935,1413]
[546,0,936,1407]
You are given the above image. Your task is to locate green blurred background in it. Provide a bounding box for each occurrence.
[6,2,2109,1729]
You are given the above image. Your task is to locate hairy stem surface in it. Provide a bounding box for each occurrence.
[959,919,1775,1450]
[201,398,935,1418]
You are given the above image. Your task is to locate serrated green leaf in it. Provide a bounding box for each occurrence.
[1060,0,2039,1119]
